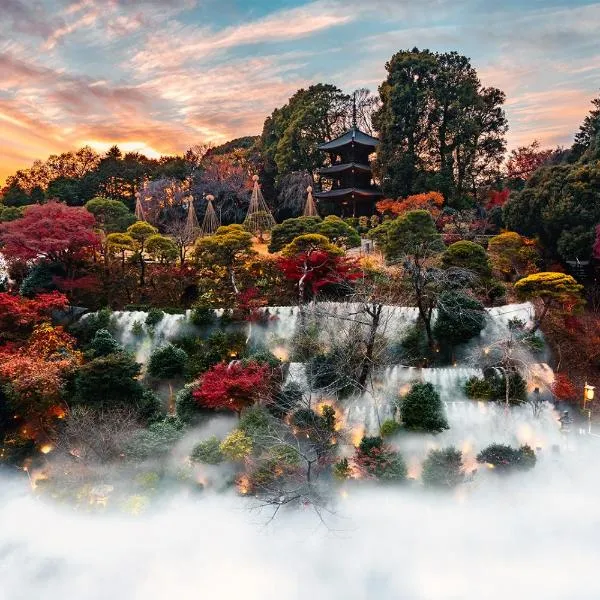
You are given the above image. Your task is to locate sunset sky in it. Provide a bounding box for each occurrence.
[1,0,599,184]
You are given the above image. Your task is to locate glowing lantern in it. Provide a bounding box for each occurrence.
[584,383,595,403]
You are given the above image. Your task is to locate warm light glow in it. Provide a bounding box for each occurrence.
[237,474,251,495]
[272,346,289,362]
[351,426,365,447]
[584,383,595,401]
[40,444,53,455]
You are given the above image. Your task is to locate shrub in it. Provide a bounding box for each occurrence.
[239,405,272,437]
[354,436,407,481]
[441,240,491,278]
[268,216,322,253]
[191,437,224,465]
[421,447,464,488]
[175,384,205,425]
[433,291,486,346]
[333,457,352,480]
[465,376,494,400]
[88,328,122,357]
[126,417,184,461]
[380,419,401,438]
[219,429,253,461]
[70,308,113,344]
[145,308,165,327]
[190,305,216,327]
[147,344,188,379]
[476,443,537,472]
[400,382,449,432]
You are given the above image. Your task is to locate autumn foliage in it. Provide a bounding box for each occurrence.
[277,251,361,301]
[0,291,68,341]
[0,324,81,419]
[376,192,444,219]
[551,373,577,402]
[193,361,272,414]
[0,201,100,264]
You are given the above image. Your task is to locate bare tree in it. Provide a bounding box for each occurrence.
[55,406,141,464]
[165,215,196,265]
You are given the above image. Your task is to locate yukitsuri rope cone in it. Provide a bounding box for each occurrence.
[200,194,220,237]
[303,185,319,217]
[134,188,146,221]
[243,175,276,241]
[184,194,200,241]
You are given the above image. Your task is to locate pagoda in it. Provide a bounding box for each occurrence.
[314,99,382,217]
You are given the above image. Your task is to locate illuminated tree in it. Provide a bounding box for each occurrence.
[278,234,360,307]
[193,361,272,415]
[376,192,445,219]
[551,373,577,403]
[515,272,583,333]
[488,232,540,281]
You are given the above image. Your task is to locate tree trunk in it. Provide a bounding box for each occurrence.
[530,301,550,334]
[358,304,381,388]
[229,267,239,295]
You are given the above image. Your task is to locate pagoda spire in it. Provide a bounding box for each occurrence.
[352,91,357,129]
[243,175,276,241]
[303,185,319,217]
[200,194,220,237]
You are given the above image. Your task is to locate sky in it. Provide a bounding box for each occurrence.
[1,0,599,184]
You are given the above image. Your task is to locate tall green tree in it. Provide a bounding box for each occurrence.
[373,48,507,204]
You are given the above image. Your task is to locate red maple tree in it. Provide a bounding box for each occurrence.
[551,373,577,402]
[0,291,68,341]
[487,188,510,210]
[193,361,272,415]
[277,250,361,304]
[0,201,100,265]
[506,140,555,182]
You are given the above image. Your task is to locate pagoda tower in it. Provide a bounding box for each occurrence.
[314,97,382,217]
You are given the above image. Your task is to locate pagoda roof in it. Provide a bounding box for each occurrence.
[318,162,372,176]
[314,187,382,201]
[318,127,379,151]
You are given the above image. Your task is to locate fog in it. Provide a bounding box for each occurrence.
[2,428,600,600]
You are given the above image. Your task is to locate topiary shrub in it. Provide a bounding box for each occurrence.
[147,344,188,379]
[421,447,464,488]
[88,328,122,357]
[190,305,216,327]
[441,240,491,278]
[476,443,537,472]
[190,437,223,465]
[268,216,322,253]
[219,429,253,461]
[400,382,449,433]
[433,291,486,346]
[354,436,407,481]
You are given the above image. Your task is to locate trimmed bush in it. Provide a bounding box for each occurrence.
[476,443,537,472]
[421,447,464,488]
[147,344,188,379]
[433,291,486,346]
[400,382,449,433]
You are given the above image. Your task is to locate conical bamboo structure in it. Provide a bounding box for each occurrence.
[200,194,220,237]
[303,185,319,217]
[243,175,276,239]
[134,188,146,221]
[184,195,200,241]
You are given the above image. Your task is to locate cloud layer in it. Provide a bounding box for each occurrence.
[1,0,599,183]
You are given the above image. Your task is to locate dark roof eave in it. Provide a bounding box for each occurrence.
[314,188,383,200]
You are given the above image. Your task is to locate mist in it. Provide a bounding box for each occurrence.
[2,420,599,600]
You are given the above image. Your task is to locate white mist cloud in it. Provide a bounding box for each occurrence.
[1,405,599,600]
